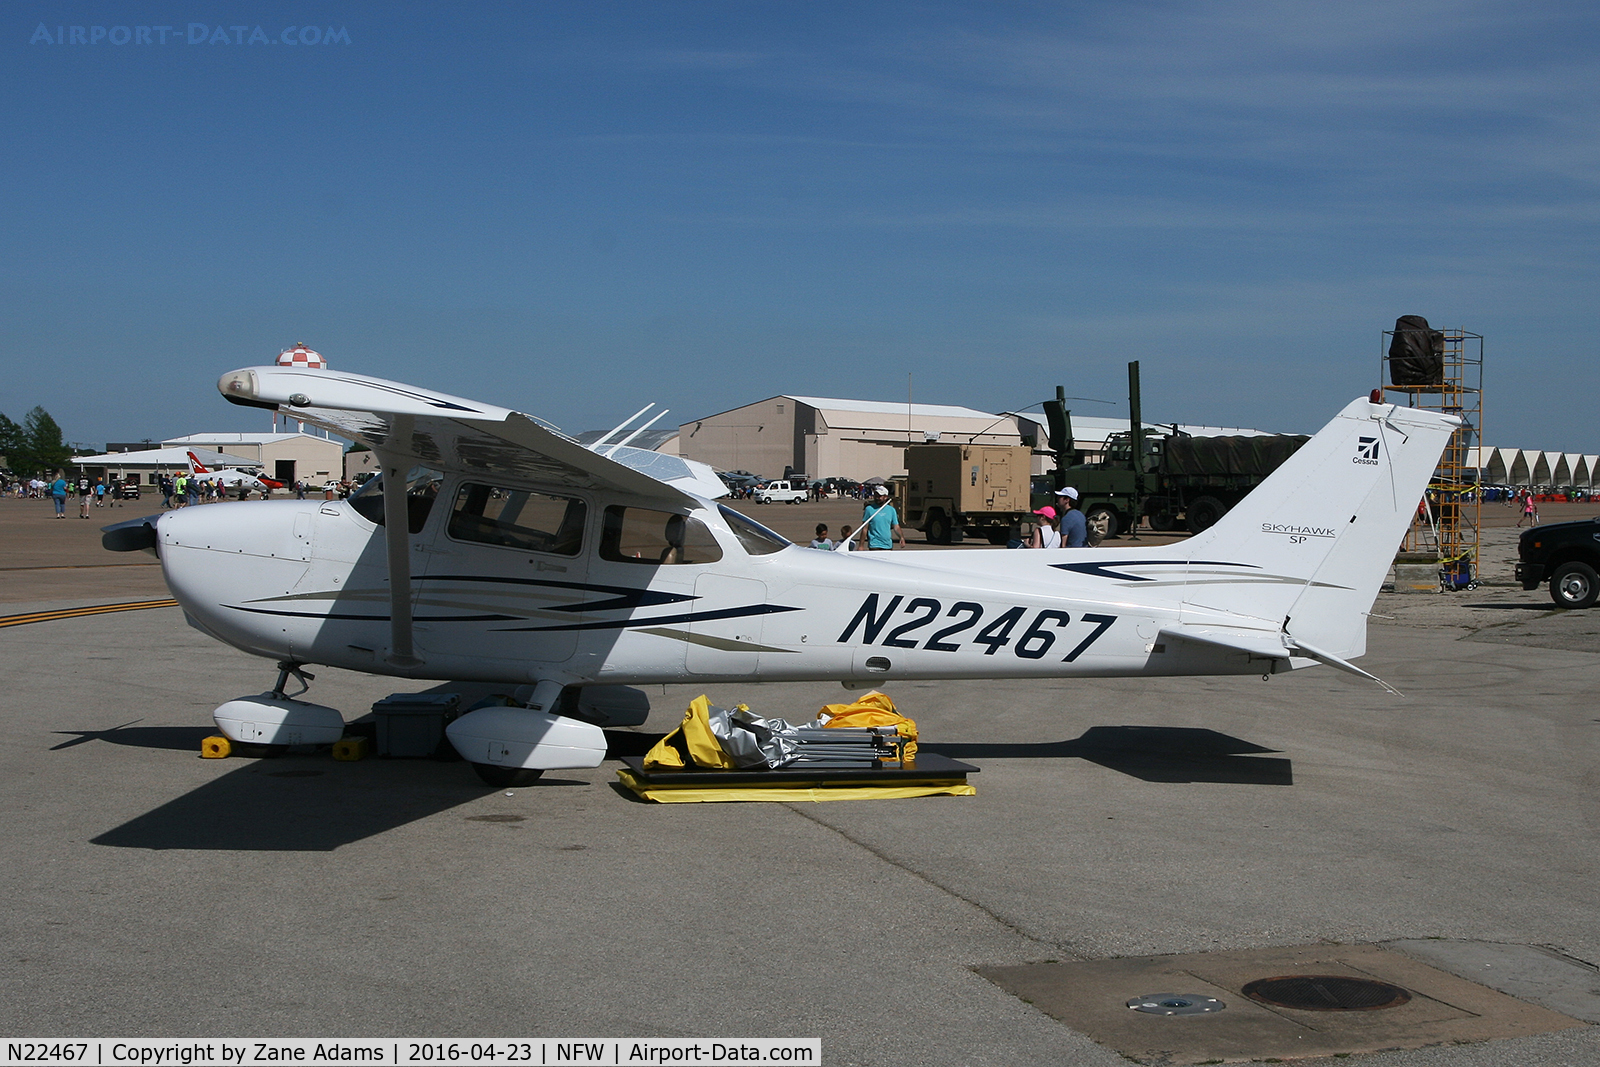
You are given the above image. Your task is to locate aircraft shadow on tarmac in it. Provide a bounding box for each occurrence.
[81,726,1284,850]
[82,728,651,852]
[923,725,1293,786]
[52,721,215,753]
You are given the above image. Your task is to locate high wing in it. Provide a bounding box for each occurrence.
[217,366,725,504]
[216,364,724,673]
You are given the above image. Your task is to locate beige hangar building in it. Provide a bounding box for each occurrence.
[160,431,346,488]
[671,396,1052,482]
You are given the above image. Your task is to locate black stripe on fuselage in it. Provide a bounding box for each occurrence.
[1051,559,1257,582]
[421,573,696,612]
[492,603,802,633]
[225,606,524,622]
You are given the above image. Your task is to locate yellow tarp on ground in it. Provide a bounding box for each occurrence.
[642,694,742,770]
[617,769,975,804]
[630,691,965,802]
[818,691,917,761]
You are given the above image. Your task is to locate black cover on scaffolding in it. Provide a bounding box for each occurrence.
[1388,315,1445,386]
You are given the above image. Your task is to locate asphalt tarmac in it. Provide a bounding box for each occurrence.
[1,495,1596,1065]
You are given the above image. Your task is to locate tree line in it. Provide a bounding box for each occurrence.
[0,407,73,478]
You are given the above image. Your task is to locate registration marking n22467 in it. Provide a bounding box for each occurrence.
[837,594,1115,662]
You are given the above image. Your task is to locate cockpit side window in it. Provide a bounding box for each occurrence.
[348,468,443,533]
[447,483,586,556]
[600,507,722,565]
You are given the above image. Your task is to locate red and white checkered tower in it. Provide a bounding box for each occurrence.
[276,342,328,370]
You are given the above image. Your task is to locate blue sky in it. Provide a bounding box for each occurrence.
[3,1,1597,454]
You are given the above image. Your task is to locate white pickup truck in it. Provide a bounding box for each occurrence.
[753,479,809,504]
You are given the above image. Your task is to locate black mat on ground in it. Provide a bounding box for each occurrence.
[618,752,977,786]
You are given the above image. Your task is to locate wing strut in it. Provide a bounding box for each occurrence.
[378,422,422,669]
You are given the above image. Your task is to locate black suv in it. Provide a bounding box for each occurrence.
[1516,517,1600,609]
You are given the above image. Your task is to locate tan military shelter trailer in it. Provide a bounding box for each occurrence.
[900,443,1035,545]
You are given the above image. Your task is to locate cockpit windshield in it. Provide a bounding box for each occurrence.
[717,505,791,555]
[349,467,444,533]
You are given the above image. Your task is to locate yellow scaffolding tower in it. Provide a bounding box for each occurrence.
[1381,327,1483,589]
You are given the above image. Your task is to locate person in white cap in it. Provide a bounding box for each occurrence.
[856,484,905,550]
[1055,486,1088,547]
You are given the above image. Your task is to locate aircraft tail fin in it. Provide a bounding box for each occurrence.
[1178,396,1458,661]
[187,451,210,474]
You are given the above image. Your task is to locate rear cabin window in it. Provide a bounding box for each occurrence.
[448,483,587,556]
[600,507,723,565]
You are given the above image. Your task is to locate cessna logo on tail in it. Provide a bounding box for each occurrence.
[1354,436,1380,465]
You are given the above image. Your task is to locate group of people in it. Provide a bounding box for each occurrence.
[804,483,1090,551]
[38,473,115,518]
[809,484,906,551]
[1024,486,1089,548]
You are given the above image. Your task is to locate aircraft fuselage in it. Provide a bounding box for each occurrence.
[156,488,1286,690]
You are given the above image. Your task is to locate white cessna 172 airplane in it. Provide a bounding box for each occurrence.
[104,364,1458,786]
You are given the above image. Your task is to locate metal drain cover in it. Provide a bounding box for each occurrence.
[1127,993,1226,1016]
[1243,974,1412,1012]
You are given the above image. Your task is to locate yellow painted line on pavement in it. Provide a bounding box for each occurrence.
[0,599,180,629]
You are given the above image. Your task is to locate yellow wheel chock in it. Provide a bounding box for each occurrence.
[332,736,370,761]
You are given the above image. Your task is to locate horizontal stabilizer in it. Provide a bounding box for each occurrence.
[1158,623,1401,695]
[1158,623,1293,663]
[1284,636,1401,695]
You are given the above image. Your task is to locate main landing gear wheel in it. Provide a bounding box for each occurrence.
[1550,561,1599,609]
[1084,505,1119,541]
[471,763,546,788]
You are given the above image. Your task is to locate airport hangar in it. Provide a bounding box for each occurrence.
[663,394,1270,483]
[77,431,345,487]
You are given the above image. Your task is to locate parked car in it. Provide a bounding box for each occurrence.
[753,478,808,504]
[118,483,141,500]
[1516,516,1600,609]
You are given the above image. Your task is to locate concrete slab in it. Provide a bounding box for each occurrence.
[979,943,1586,1064]
[1387,940,1600,1024]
